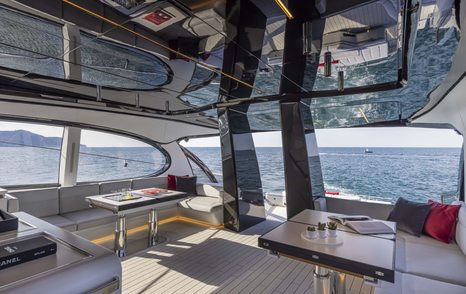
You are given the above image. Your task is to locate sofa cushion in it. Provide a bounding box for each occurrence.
[176,176,197,195]
[388,197,432,236]
[59,184,100,214]
[179,196,222,213]
[9,188,59,218]
[99,180,132,195]
[196,184,223,199]
[61,208,116,230]
[41,215,77,231]
[423,200,461,243]
[452,201,466,256]
[396,230,466,286]
[132,177,167,190]
[167,174,177,190]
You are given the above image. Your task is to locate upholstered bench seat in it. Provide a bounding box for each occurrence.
[61,208,116,230]
[395,231,466,287]
[179,196,222,213]
[41,215,77,231]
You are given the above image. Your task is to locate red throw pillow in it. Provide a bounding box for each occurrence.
[167,174,176,190]
[423,200,461,243]
[167,174,189,190]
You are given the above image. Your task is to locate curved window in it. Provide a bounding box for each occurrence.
[80,34,171,89]
[0,6,64,78]
[0,120,63,186]
[77,130,167,182]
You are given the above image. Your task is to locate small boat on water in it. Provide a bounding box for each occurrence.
[364,148,373,154]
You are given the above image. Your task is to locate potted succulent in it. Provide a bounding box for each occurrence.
[327,221,338,237]
[306,226,317,239]
[317,222,327,238]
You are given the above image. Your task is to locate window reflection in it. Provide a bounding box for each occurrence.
[80,34,171,89]
[0,7,64,78]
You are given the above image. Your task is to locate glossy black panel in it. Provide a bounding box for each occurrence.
[279,0,325,218]
[280,102,314,218]
[219,0,267,231]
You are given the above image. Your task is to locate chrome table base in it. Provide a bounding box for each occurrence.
[148,208,158,247]
[313,266,346,294]
[113,208,159,257]
[114,215,127,258]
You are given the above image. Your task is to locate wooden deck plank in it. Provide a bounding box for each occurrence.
[121,219,373,294]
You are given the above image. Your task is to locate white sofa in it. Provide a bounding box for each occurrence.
[5,177,225,233]
[377,201,466,294]
[317,197,466,293]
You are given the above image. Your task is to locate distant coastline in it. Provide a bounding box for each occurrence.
[0,130,87,148]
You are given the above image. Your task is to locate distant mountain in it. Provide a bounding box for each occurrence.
[0,130,86,148]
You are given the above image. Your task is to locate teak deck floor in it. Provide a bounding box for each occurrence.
[121,218,374,294]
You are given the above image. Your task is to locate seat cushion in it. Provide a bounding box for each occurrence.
[176,176,197,195]
[388,197,432,236]
[59,184,100,214]
[132,177,167,190]
[423,200,461,243]
[196,184,223,199]
[179,196,222,213]
[10,188,59,218]
[61,208,116,230]
[395,231,466,286]
[41,215,77,231]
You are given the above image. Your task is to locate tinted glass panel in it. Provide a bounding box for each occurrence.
[0,121,63,186]
[304,0,402,91]
[252,16,286,97]
[0,7,64,78]
[77,130,167,182]
[80,34,170,89]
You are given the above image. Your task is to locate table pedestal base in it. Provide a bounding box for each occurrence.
[114,215,127,258]
[313,266,346,294]
[148,208,158,247]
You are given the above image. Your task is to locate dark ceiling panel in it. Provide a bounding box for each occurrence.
[63,0,104,32]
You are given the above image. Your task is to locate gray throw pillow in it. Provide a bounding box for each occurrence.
[388,197,432,237]
[176,176,197,195]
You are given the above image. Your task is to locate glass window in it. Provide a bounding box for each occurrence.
[251,132,285,195]
[0,6,64,78]
[187,158,212,183]
[180,137,222,180]
[77,130,167,182]
[80,33,171,89]
[0,121,63,186]
[316,128,463,204]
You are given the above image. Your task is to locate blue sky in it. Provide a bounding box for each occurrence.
[182,127,463,148]
[0,121,462,147]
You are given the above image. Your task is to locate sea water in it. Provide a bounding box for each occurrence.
[0,147,461,204]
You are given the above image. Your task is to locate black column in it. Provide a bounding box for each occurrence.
[218,0,267,231]
[279,1,325,218]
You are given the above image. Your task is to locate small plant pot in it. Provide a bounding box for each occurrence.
[328,229,337,238]
[318,230,327,239]
[306,230,317,239]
